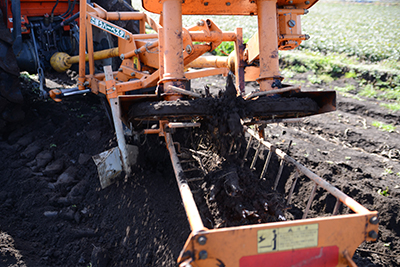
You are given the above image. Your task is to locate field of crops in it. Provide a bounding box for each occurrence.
[132,0,400,65]
[300,2,400,63]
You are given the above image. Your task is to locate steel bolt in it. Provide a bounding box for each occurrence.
[130,72,135,76]
[112,87,116,91]
[370,216,379,225]
[198,250,208,260]
[185,45,193,54]
[288,19,296,27]
[368,230,378,239]
[125,35,131,41]
[289,0,293,3]
[226,2,231,6]
[305,0,310,4]
[118,68,123,72]
[204,2,208,6]
[120,54,125,60]
[197,236,207,245]
[304,9,309,14]
[197,21,205,27]
[305,34,310,40]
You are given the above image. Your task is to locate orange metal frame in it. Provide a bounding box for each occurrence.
[165,126,378,267]
[77,0,315,102]
[73,1,378,266]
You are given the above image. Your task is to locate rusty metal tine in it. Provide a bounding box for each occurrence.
[187,177,204,182]
[241,135,253,167]
[250,142,262,170]
[273,160,285,190]
[273,141,292,190]
[228,140,234,154]
[246,127,371,214]
[303,183,318,219]
[173,142,181,153]
[259,145,275,180]
[333,198,341,215]
[286,169,299,205]
[183,168,199,172]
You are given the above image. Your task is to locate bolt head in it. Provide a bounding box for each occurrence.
[185,45,193,54]
[368,230,378,239]
[288,19,296,27]
[305,0,310,4]
[197,21,205,26]
[204,2,208,6]
[369,216,379,225]
[197,236,207,245]
[198,250,208,260]
[226,2,231,6]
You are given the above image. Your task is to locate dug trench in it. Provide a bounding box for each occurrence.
[0,73,399,266]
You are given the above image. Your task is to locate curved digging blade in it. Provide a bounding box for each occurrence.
[92,147,122,189]
[92,145,138,189]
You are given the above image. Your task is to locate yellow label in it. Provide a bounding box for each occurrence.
[257,224,318,253]
[133,56,139,70]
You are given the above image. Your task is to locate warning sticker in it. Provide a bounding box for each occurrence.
[257,224,318,253]
[90,16,126,39]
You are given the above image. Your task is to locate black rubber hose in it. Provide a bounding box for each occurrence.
[53,12,79,31]
[64,0,77,18]
[50,0,59,19]
[60,0,71,18]
[11,0,22,53]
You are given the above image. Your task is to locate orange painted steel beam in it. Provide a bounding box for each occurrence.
[159,0,187,100]
[186,56,229,69]
[185,68,229,80]
[178,213,378,267]
[78,0,87,90]
[190,31,237,42]
[256,0,282,91]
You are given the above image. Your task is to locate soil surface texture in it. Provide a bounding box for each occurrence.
[0,72,399,267]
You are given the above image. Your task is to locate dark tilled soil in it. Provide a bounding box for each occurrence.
[1,73,400,266]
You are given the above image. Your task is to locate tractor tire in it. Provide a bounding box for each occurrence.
[0,10,25,132]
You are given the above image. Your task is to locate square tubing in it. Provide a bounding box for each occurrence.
[256,0,282,91]
[160,0,187,100]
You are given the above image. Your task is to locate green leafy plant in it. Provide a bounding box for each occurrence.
[371,121,396,133]
[359,84,378,98]
[334,85,356,93]
[378,187,389,196]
